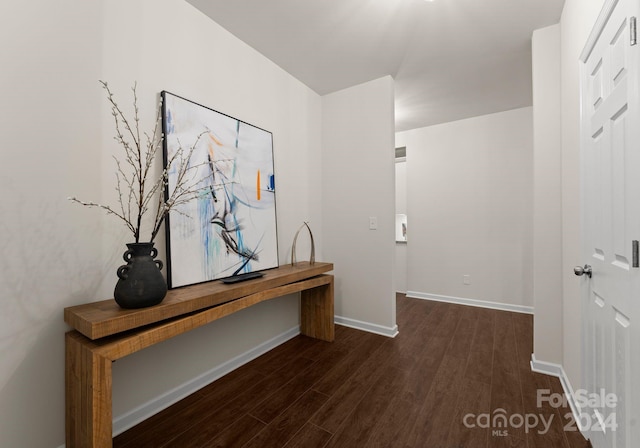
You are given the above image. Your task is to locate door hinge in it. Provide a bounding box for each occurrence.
[631,17,637,46]
[633,240,639,268]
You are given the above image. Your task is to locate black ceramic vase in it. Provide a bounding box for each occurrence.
[114,242,167,309]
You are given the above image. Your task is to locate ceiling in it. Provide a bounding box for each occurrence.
[186,0,565,132]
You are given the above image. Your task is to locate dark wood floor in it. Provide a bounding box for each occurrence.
[114,294,590,448]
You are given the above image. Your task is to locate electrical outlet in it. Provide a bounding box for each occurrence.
[369,217,378,230]
[463,275,471,285]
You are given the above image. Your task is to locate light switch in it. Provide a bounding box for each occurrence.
[369,216,378,230]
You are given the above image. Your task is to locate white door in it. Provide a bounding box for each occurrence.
[580,0,640,447]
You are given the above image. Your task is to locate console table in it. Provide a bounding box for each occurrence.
[64,262,334,448]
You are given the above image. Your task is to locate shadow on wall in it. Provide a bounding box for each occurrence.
[0,180,115,446]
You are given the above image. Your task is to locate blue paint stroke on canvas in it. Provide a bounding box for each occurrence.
[162,92,278,288]
[268,174,275,192]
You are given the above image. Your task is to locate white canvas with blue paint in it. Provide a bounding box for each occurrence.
[162,92,278,288]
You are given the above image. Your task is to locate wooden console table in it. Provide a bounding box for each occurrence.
[64,262,334,448]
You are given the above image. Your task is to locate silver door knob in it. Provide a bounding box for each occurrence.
[574,265,592,278]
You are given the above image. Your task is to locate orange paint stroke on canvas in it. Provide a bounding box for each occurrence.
[256,170,261,201]
[206,133,223,162]
[208,132,223,146]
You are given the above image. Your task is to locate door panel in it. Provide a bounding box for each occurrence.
[580,1,639,447]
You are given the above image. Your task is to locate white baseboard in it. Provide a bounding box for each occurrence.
[56,326,301,447]
[112,325,300,437]
[530,354,584,433]
[334,315,399,338]
[57,316,398,447]
[406,291,534,315]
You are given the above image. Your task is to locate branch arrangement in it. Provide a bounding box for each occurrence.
[69,81,211,243]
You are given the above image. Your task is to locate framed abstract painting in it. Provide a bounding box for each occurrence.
[161,91,278,288]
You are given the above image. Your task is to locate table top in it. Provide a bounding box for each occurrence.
[64,262,334,340]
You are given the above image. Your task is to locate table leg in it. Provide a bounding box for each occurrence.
[300,275,334,342]
[66,332,113,447]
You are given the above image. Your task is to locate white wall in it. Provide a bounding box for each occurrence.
[0,0,323,446]
[532,24,563,365]
[559,0,607,390]
[321,77,397,335]
[104,0,327,425]
[395,159,408,293]
[401,108,534,309]
[0,2,104,447]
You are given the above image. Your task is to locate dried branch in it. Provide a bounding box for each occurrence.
[69,81,214,244]
[68,197,137,235]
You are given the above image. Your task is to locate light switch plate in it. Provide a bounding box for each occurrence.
[369,216,378,230]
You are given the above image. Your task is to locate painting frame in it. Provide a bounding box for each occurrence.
[161,91,279,289]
